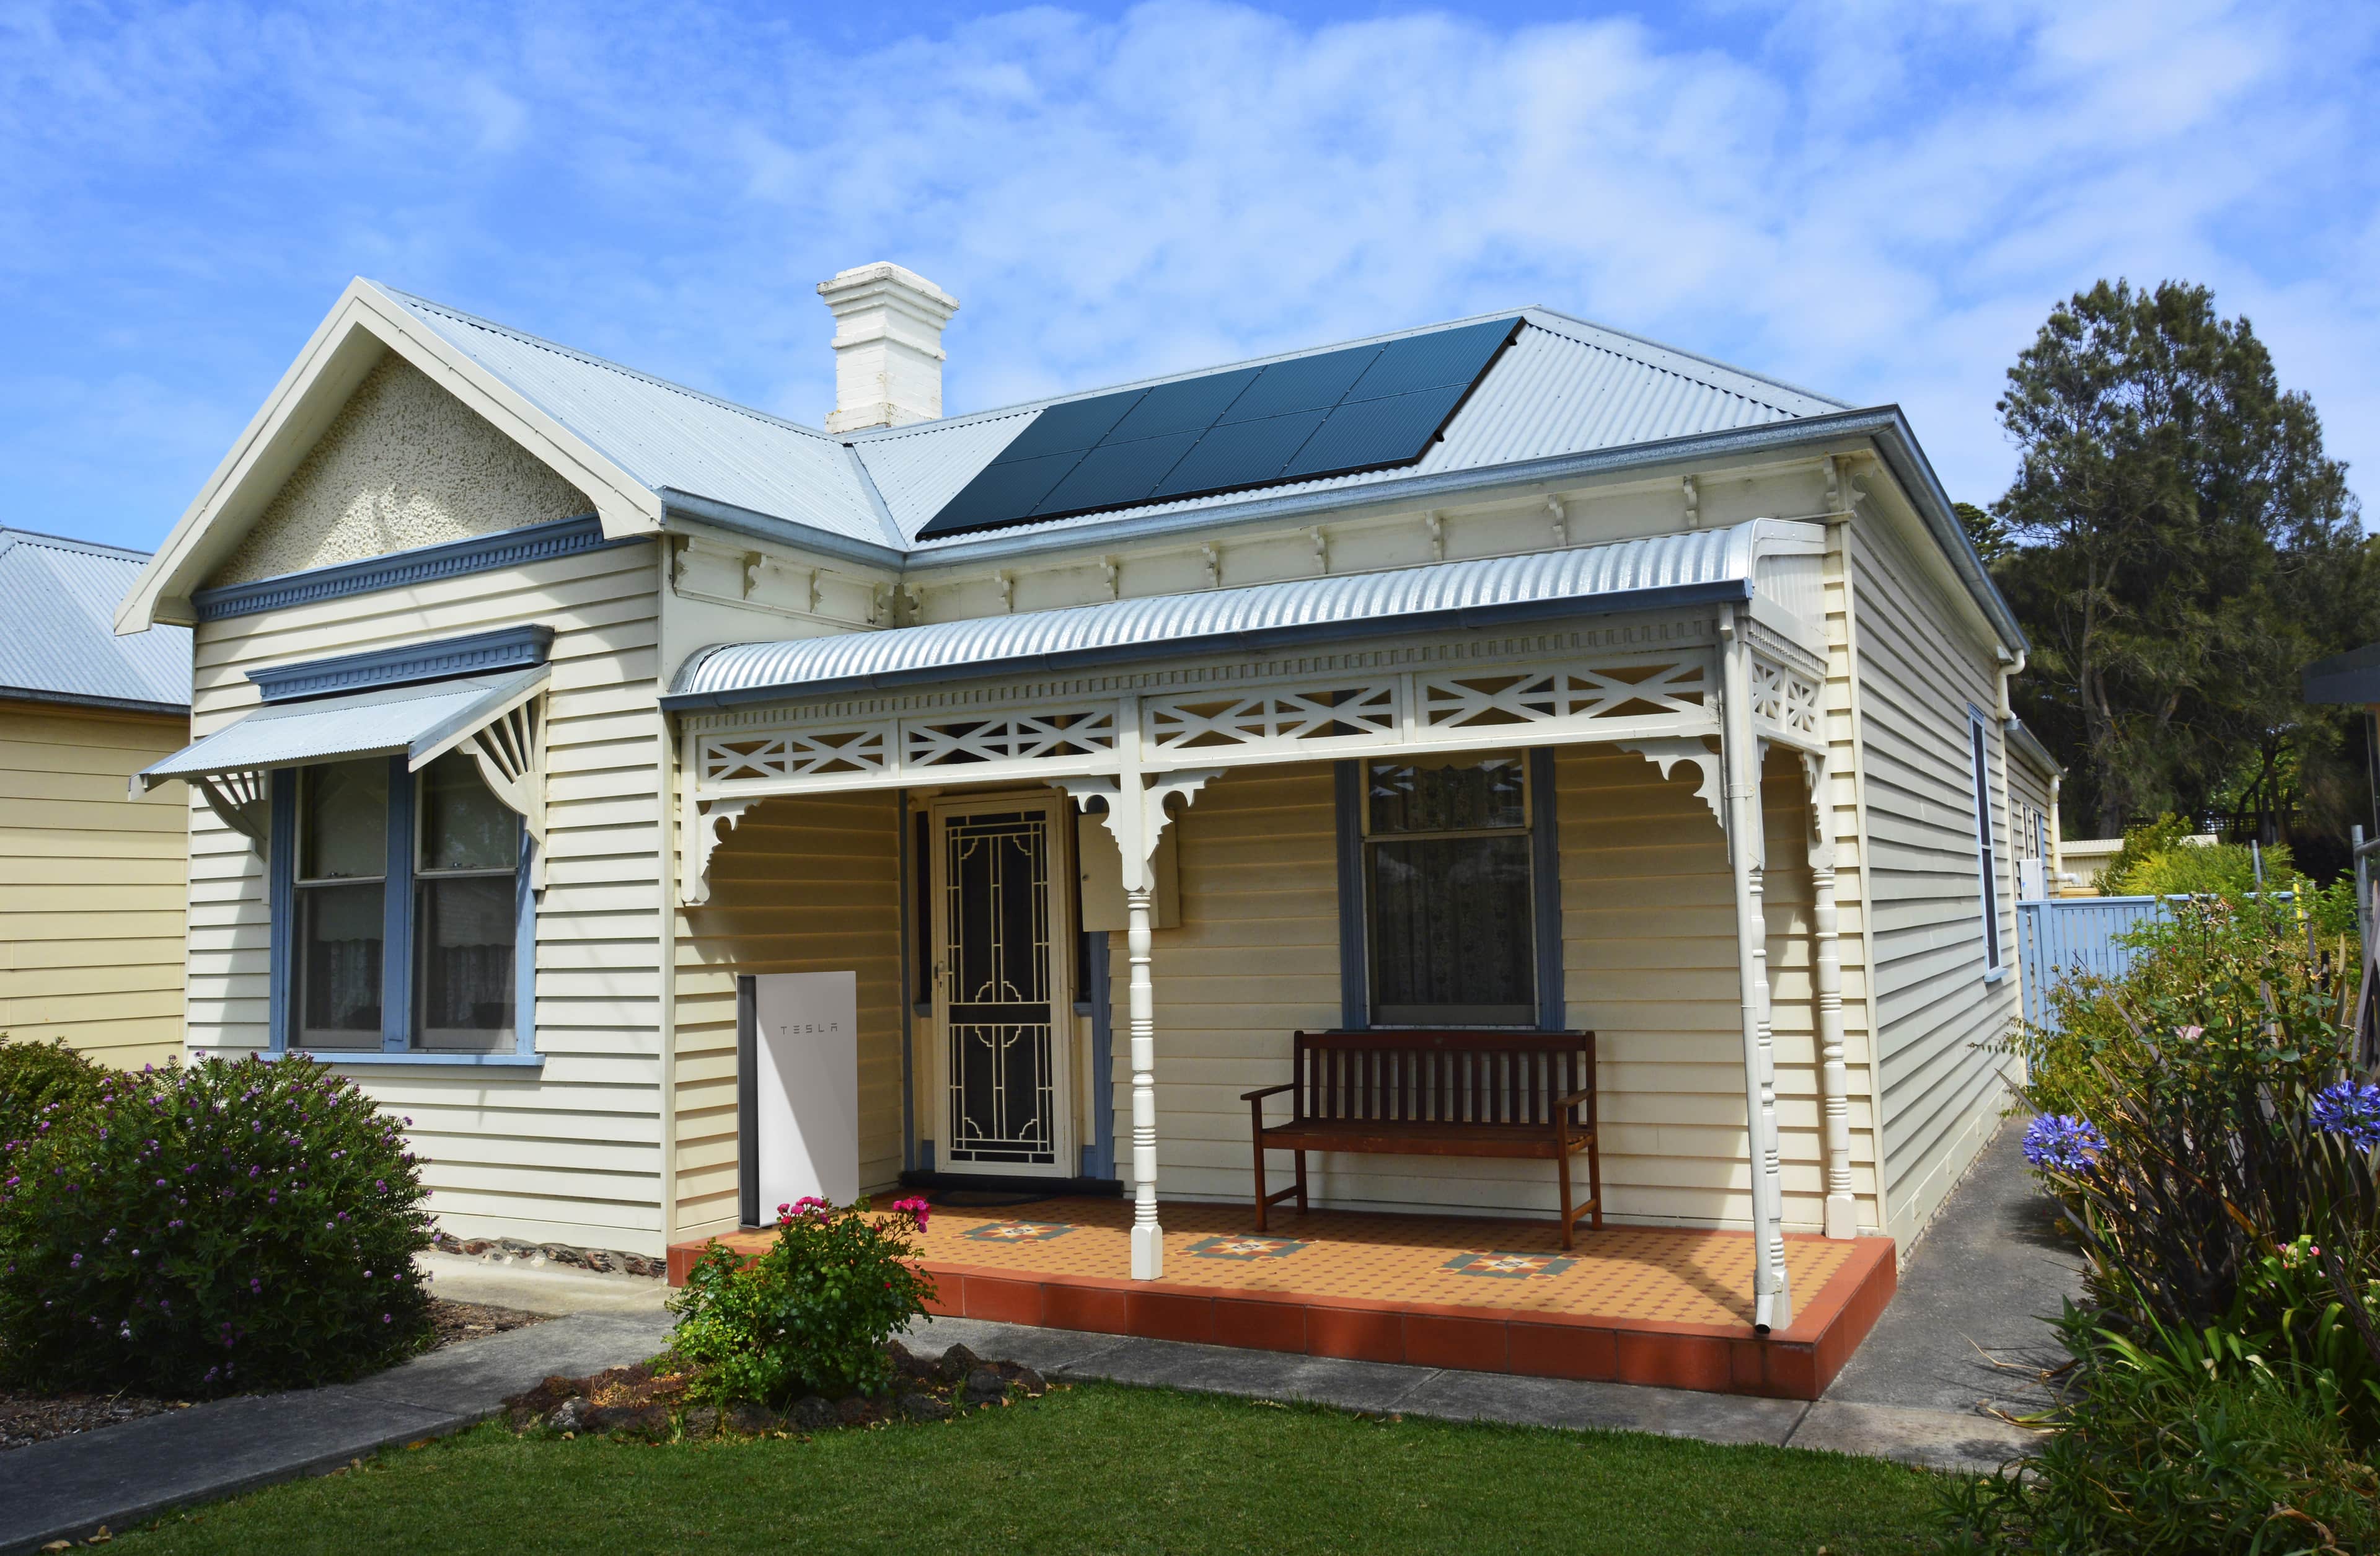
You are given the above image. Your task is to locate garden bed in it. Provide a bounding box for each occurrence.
[0,1297,547,1454]
[505,1340,1049,1440]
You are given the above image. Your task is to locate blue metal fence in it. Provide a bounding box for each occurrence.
[2015,896,2169,1031]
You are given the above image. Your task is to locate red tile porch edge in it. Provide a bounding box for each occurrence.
[666,1234,1898,1402]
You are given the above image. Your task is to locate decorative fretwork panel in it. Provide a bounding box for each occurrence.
[1418,660,1708,730]
[902,708,1117,769]
[700,725,892,784]
[1144,685,1398,756]
[1750,658,1822,738]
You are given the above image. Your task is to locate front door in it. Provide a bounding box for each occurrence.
[930,796,1074,1175]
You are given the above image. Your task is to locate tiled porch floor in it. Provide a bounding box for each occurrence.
[670,1198,1898,1400]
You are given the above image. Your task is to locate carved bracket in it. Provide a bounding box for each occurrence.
[1057,769,1224,892]
[462,698,548,890]
[1620,738,1725,829]
[192,769,271,855]
[1799,749,1836,872]
[684,798,762,907]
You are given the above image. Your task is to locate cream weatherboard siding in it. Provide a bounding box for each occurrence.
[1846,515,2022,1243]
[0,702,190,1069]
[183,535,671,1254]
[674,789,907,1243]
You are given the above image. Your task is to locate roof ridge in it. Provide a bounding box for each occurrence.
[371,282,843,445]
[1517,307,1850,413]
[0,524,155,562]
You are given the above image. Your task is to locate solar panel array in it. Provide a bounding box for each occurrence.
[916,316,1523,541]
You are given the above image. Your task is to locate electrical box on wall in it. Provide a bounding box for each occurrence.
[1076,811,1180,931]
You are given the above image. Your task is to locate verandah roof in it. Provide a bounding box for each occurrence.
[666,516,1824,710]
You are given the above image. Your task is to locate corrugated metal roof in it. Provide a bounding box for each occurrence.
[139,668,544,785]
[850,309,1846,549]
[368,284,1849,563]
[376,285,899,549]
[672,518,1818,705]
[0,527,190,712]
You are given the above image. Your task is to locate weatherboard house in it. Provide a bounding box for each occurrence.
[117,266,2053,1382]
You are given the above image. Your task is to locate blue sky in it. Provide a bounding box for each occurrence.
[4,0,2376,554]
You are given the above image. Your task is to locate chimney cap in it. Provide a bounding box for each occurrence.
[816,262,960,318]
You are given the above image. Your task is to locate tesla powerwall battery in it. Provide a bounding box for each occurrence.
[752,971,860,1210]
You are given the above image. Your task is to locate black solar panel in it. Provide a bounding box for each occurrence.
[915,316,1522,541]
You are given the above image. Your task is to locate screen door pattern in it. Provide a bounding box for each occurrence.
[941,810,1058,1165]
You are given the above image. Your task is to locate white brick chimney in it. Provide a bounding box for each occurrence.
[816,262,960,433]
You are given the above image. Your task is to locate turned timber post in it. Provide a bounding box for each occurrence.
[1720,611,1795,1332]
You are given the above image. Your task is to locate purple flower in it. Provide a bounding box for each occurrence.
[2022,1113,2108,1173]
[2309,1081,2380,1152]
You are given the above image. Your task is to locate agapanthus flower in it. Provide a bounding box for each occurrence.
[2022,1113,2108,1172]
[2309,1081,2380,1152]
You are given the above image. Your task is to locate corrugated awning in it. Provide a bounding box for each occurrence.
[136,667,547,791]
[667,517,1825,710]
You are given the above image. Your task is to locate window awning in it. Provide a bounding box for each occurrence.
[137,666,548,791]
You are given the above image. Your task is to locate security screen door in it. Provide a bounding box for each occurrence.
[931,797,1074,1174]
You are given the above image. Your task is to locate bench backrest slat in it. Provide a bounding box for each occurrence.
[1287,1030,1595,1129]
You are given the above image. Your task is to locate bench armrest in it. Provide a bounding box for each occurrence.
[1240,1083,1296,1103]
[1553,1087,1598,1109]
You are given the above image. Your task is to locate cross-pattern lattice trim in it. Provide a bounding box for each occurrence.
[903,707,1117,769]
[701,725,892,785]
[1144,685,1398,757]
[1419,660,1708,730]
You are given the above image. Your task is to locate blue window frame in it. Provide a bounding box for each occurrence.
[1334,746,1564,1030]
[268,753,539,1067]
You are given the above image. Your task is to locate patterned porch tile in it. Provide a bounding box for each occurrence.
[961,1220,1075,1244]
[1442,1250,1577,1280]
[1186,1234,1305,1261]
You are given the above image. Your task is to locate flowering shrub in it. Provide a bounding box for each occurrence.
[2310,1081,2380,1152]
[2021,1113,2108,1174]
[0,1035,106,1146]
[0,1054,435,1396]
[668,1196,937,1404]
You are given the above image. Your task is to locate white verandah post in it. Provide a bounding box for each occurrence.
[1802,751,1859,1240]
[1058,764,1222,1281]
[1720,612,1795,1331]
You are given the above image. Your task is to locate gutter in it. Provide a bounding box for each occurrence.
[0,685,189,718]
[657,488,906,572]
[661,577,1753,711]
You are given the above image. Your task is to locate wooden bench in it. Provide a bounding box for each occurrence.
[1241,1029,1602,1248]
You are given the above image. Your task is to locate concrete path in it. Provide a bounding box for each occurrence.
[0,1301,672,1555]
[418,1250,675,1315]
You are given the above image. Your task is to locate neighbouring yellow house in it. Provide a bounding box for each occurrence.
[112,266,2050,1343]
[0,526,192,1069]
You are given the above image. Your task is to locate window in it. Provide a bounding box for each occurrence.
[1969,713,2003,973]
[1360,754,1542,1026]
[277,753,527,1056]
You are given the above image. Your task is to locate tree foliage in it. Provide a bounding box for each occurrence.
[1990,280,2371,846]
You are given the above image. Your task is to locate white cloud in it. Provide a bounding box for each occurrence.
[1,0,2374,547]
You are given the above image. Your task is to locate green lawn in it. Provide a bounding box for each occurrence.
[118,1382,1948,1555]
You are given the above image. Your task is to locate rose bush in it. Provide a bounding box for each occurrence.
[669,1195,937,1404]
[0,1053,436,1395]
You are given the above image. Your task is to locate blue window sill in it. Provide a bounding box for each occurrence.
[263,1050,544,1070]
[1983,966,2009,985]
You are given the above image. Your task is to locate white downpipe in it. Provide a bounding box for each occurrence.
[1721,612,1794,1332]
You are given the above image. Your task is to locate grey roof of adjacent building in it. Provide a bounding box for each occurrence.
[0,527,191,713]
[669,517,1822,707]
